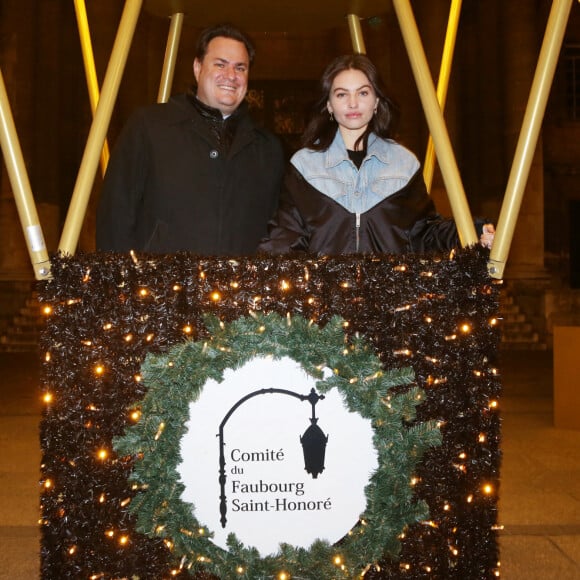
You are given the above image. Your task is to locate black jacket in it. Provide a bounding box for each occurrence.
[258,165,463,255]
[96,94,285,254]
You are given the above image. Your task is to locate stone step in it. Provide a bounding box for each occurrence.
[500,304,521,316]
[501,330,539,342]
[2,328,41,339]
[502,312,526,323]
[499,341,548,351]
[502,322,535,334]
[19,303,42,315]
[12,315,44,327]
[0,343,40,353]
[0,335,38,352]
[497,287,547,350]
[0,292,44,352]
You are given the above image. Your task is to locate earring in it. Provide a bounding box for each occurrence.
[329,111,334,121]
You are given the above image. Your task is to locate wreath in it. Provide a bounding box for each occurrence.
[113,312,442,579]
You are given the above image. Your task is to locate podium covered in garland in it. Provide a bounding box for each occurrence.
[38,248,501,579]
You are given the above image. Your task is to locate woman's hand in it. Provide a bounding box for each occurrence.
[480,223,495,249]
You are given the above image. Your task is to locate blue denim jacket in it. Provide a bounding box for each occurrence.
[290,131,420,214]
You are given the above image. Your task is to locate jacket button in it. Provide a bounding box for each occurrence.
[209,150,219,159]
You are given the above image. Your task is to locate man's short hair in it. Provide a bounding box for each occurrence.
[195,24,256,66]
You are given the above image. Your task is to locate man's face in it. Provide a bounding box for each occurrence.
[193,36,250,116]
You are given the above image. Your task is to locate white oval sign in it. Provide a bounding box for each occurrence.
[178,356,378,556]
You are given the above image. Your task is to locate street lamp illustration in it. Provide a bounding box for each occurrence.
[218,387,327,528]
[300,388,329,479]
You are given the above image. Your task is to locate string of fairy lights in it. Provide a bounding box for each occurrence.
[38,247,502,579]
[110,311,441,578]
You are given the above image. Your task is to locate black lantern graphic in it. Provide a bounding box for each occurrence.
[218,387,327,527]
[300,388,328,478]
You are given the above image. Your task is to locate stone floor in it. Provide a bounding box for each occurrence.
[1,349,579,579]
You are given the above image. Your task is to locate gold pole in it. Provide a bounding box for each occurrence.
[58,0,143,256]
[0,69,51,280]
[347,14,367,54]
[423,0,462,193]
[74,0,110,176]
[488,0,573,279]
[392,0,478,247]
[157,12,184,103]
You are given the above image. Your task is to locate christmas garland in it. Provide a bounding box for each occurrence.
[113,312,442,579]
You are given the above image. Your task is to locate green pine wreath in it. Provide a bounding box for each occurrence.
[113,312,442,579]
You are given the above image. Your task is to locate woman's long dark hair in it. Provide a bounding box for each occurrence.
[301,54,399,152]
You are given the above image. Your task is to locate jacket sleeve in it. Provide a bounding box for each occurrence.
[407,192,489,253]
[408,213,460,252]
[96,109,149,252]
[257,168,310,255]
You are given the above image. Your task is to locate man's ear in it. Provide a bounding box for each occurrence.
[193,58,201,82]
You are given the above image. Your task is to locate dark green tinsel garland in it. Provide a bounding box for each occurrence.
[38,247,502,579]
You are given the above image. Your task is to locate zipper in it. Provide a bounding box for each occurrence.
[355,213,361,252]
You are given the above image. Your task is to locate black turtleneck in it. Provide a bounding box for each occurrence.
[186,89,244,155]
[347,149,366,169]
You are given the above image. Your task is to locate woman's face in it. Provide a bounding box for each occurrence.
[327,68,379,141]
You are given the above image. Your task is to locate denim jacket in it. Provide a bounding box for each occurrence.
[290,131,420,214]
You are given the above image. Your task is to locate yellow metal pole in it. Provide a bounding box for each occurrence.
[347,14,367,54]
[74,0,110,177]
[488,0,573,279]
[157,12,184,103]
[423,0,462,194]
[392,0,478,247]
[0,69,51,280]
[59,0,143,256]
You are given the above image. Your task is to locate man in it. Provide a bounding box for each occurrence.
[96,24,285,254]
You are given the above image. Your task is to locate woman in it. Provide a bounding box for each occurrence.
[258,54,494,254]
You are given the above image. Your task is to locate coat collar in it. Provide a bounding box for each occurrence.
[169,93,257,157]
[325,131,393,168]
